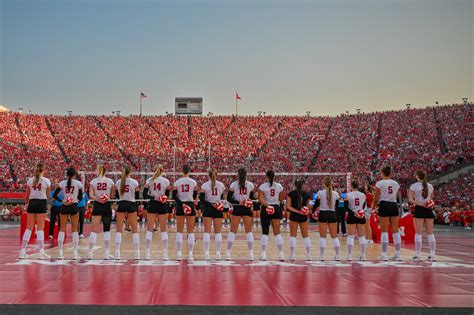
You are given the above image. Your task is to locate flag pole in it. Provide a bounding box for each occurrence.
[139,91,143,116]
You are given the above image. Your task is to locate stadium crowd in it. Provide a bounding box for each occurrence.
[0,103,472,209]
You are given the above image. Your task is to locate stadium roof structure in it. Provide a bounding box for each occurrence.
[0,105,10,112]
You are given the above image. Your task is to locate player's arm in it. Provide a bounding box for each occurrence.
[408,189,415,205]
[258,189,268,207]
[372,187,380,209]
[286,196,299,214]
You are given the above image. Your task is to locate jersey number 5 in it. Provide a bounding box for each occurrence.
[388,186,393,194]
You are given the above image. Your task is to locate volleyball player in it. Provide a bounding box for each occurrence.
[200,169,226,260]
[409,170,436,261]
[345,177,367,261]
[52,167,84,259]
[115,165,140,260]
[87,164,115,260]
[314,177,340,261]
[258,170,285,261]
[286,178,312,261]
[19,163,52,259]
[226,168,255,261]
[372,166,401,261]
[364,183,374,244]
[173,165,199,261]
[143,164,171,260]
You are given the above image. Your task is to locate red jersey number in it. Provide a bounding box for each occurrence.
[211,187,218,196]
[388,186,393,194]
[355,198,360,206]
[97,183,107,190]
[239,187,247,195]
[123,185,130,193]
[32,183,42,191]
[181,184,190,193]
[270,189,275,197]
[153,183,161,191]
[65,186,75,194]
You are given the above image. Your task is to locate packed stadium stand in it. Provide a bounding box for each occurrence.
[1,103,472,207]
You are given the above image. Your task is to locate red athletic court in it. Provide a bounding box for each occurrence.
[0,225,473,309]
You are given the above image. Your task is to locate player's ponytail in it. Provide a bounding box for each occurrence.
[351,176,359,190]
[33,163,44,187]
[266,170,275,187]
[152,164,164,180]
[238,168,247,189]
[209,169,217,190]
[416,170,429,199]
[120,165,131,195]
[323,176,333,206]
[295,178,304,209]
[66,167,76,190]
[97,164,106,177]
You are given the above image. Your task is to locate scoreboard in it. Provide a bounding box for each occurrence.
[175,97,203,115]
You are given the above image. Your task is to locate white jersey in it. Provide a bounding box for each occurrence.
[27,176,51,200]
[258,182,284,205]
[90,177,115,199]
[59,179,84,203]
[174,177,198,202]
[409,182,434,206]
[346,191,366,213]
[229,180,255,202]
[146,176,170,197]
[115,178,139,202]
[202,180,226,203]
[376,179,400,203]
[317,189,339,211]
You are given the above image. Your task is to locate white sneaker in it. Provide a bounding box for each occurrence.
[145,250,151,260]
[176,251,182,261]
[216,252,221,261]
[319,254,325,261]
[334,255,341,261]
[248,250,255,261]
[48,235,53,240]
[411,255,421,261]
[378,254,389,261]
[115,251,121,260]
[163,251,169,261]
[72,250,80,260]
[87,251,93,260]
[359,255,367,261]
[134,250,140,260]
[19,251,28,259]
[188,252,194,261]
[391,254,402,261]
[104,252,114,260]
[427,255,437,262]
[367,240,374,245]
[306,254,312,262]
[80,234,85,239]
[278,251,285,261]
[347,255,352,261]
[225,251,231,261]
[289,254,296,261]
[39,251,50,260]
[58,251,64,259]
[204,252,210,261]
[260,251,267,261]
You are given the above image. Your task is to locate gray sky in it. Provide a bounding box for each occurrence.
[1,0,472,116]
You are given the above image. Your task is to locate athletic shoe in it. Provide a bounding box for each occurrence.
[225,251,231,261]
[80,234,85,239]
[176,251,182,261]
[378,254,388,261]
[48,235,53,240]
[58,251,64,259]
[359,255,367,261]
[427,255,437,262]
[134,250,140,260]
[19,251,28,259]
[115,251,121,260]
[215,252,221,261]
[278,251,285,261]
[39,251,51,260]
[145,250,151,260]
[260,252,267,261]
[346,255,352,261]
[391,254,402,261]
[188,252,194,262]
[319,255,325,261]
[306,254,312,262]
[248,250,255,261]
[367,240,374,245]
[87,251,93,260]
[72,250,80,260]
[334,255,341,261]
[204,252,210,261]
[104,252,114,260]
[163,251,169,261]
[289,254,296,261]
[411,255,421,261]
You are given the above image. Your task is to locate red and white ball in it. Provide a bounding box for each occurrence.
[266,205,275,215]
[183,204,192,215]
[244,199,253,208]
[356,210,365,218]
[66,196,74,204]
[312,209,319,220]
[214,201,224,211]
[300,206,309,216]
[158,195,168,203]
[425,200,435,209]
[100,194,109,203]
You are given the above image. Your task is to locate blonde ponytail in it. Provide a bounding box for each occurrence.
[33,163,44,187]
[209,169,217,189]
[120,165,131,195]
[152,164,164,180]
[323,176,333,206]
[97,164,106,177]
[416,170,429,199]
